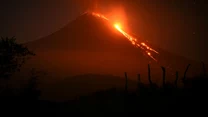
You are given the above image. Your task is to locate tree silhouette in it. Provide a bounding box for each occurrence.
[21,68,44,102]
[0,37,35,79]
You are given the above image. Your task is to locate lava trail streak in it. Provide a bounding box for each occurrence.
[91,12,159,62]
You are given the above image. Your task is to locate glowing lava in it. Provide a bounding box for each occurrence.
[92,12,109,21]
[91,12,159,62]
[114,24,121,30]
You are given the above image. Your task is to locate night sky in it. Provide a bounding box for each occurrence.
[1,0,207,62]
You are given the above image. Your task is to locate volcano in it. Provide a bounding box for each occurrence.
[25,12,156,78]
[25,12,202,78]
[23,12,203,101]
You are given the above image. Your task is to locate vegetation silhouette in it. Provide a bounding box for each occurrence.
[0,37,40,112]
[0,37,35,79]
[0,37,208,113]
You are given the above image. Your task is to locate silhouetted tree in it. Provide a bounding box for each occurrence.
[0,37,35,80]
[22,68,43,102]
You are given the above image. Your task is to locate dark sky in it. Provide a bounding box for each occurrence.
[1,0,208,62]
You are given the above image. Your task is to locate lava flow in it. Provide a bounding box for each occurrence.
[91,12,159,62]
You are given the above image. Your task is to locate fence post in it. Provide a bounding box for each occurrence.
[124,72,128,93]
[202,61,207,77]
[175,71,179,87]
[137,74,141,90]
[137,74,141,83]
[161,66,166,88]
[148,64,152,86]
[183,64,191,84]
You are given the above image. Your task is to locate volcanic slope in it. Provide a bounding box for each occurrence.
[25,12,202,83]
[22,12,204,101]
[25,12,157,80]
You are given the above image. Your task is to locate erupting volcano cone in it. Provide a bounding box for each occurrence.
[23,12,203,101]
[25,12,156,79]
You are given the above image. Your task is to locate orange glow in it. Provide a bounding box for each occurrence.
[114,24,120,29]
[114,23,122,31]
[92,12,109,21]
[102,5,128,28]
[141,42,145,46]
[91,12,159,62]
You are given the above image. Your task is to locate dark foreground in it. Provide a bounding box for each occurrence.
[0,76,208,114]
